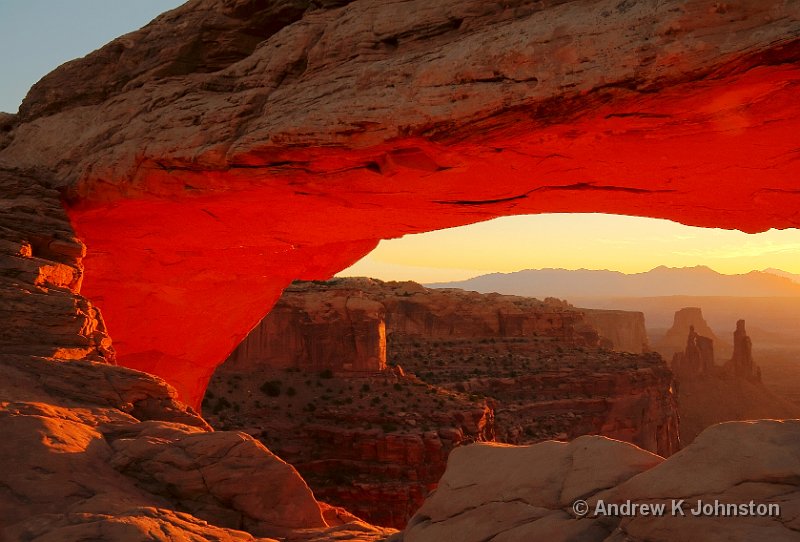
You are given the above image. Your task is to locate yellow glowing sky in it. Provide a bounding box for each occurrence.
[337,214,800,283]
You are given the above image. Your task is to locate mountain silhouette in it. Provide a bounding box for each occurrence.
[427,266,800,298]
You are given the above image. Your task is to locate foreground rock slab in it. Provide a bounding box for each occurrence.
[0,355,394,542]
[398,420,800,542]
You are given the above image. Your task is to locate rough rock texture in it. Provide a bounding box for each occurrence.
[391,337,680,457]
[206,366,494,528]
[0,177,391,540]
[227,278,597,373]
[657,307,724,363]
[1,0,797,406]
[0,354,394,542]
[0,170,113,363]
[581,308,650,353]
[226,285,387,372]
[398,421,800,542]
[208,279,677,526]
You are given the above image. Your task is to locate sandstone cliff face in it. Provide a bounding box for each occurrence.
[0,172,391,541]
[581,308,650,353]
[391,336,680,457]
[0,170,113,363]
[2,0,796,407]
[227,286,387,372]
[398,420,800,542]
[226,278,596,373]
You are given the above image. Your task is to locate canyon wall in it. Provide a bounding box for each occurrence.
[209,279,679,526]
[0,1,797,539]
[225,278,596,372]
[226,286,387,372]
[581,308,650,353]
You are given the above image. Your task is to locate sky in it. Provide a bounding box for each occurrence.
[2,3,799,283]
[0,1,184,113]
[337,214,800,283]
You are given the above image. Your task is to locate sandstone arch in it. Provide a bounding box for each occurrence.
[1,0,798,407]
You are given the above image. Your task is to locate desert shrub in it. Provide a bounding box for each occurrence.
[319,368,334,379]
[212,396,232,414]
[260,380,282,397]
[286,386,296,397]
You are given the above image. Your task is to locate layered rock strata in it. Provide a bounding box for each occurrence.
[1,0,797,406]
[227,278,597,372]
[391,336,680,457]
[0,169,391,542]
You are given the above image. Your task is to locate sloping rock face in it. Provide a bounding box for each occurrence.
[226,285,387,372]
[1,0,797,407]
[399,420,800,542]
[0,354,394,542]
[581,308,650,353]
[0,170,113,364]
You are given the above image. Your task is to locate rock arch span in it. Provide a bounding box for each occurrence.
[1,0,798,407]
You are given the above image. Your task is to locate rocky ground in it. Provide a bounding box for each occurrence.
[396,420,800,542]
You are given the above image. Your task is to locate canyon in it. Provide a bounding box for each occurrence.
[1,0,799,540]
[208,278,678,527]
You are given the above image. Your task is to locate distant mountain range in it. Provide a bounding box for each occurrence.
[763,268,800,284]
[426,266,800,298]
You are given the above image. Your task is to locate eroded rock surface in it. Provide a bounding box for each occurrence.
[1,0,797,406]
[399,421,800,542]
[208,279,678,526]
[0,355,394,542]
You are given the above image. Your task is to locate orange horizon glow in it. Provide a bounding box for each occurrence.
[337,213,800,283]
